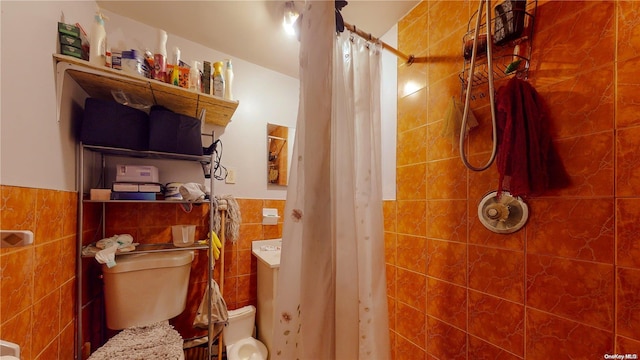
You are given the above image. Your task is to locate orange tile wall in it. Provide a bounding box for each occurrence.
[387,0,640,358]
[0,186,77,360]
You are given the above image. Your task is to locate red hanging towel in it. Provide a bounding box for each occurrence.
[495,78,570,197]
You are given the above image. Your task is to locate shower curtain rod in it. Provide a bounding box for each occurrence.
[343,21,429,65]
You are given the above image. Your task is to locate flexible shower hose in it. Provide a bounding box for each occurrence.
[460,0,498,172]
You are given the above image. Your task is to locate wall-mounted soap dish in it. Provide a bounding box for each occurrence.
[1,230,34,248]
[262,208,280,225]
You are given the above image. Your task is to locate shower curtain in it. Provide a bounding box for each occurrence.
[272,2,390,359]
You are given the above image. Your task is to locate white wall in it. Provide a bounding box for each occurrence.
[1,1,397,201]
[1,1,97,191]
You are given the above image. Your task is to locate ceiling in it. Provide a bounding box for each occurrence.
[96,0,419,78]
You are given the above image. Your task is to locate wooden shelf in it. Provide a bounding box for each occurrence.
[54,54,238,126]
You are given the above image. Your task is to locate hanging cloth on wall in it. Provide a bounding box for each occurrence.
[495,77,570,197]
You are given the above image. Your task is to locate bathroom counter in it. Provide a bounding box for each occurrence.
[251,239,282,269]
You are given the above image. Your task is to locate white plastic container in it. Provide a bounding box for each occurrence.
[171,225,195,247]
[115,165,159,183]
[190,61,201,92]
[89,11,107,67]
[224,59,234,100]
[172,47,181,65]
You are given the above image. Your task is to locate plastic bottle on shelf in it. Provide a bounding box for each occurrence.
[89,11,108,67]
[224,59,234,100]
[212,61,225,98]
[513,44,522,61]
[505,44,523,74]
[172,47,181,65]
[190,61,201,92]
[153,29,168,81]
[170,47,181,86]
[105,47,112,68]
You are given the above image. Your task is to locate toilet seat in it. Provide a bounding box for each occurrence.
[227,337,268,360]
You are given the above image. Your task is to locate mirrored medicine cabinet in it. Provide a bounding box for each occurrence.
[267,123,289,186]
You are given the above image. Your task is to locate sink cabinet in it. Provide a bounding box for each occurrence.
[252,239,282,357]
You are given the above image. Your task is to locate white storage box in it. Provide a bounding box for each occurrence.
[115,165,159,183]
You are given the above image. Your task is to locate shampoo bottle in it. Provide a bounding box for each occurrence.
[190,61,202,92]
[89,11,108,67]
[212,61,225,98]
[224,59,234,100]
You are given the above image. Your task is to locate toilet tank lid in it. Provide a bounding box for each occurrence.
[228,305,256,318]
[102,251,194,273]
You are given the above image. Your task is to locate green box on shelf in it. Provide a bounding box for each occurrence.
[58,22,80,37]
[59,34,82,49]
[60,44,83,59]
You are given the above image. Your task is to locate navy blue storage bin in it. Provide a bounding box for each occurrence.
[81,98,150,150]
[148,106,203,156]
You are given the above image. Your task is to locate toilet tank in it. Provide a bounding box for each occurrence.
[102,251,194,330]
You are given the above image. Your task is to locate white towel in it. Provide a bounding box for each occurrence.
[96,234,135,252]
[95,243,118,268]
[93,234,137,267]
[178,183,206,202]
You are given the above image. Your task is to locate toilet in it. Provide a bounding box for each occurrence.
[89,251,194,360]
[223,305,268,360]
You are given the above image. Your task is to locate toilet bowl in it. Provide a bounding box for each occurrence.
[89,251,193,360]
[224,305,268,360]
[0,340,19,360]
